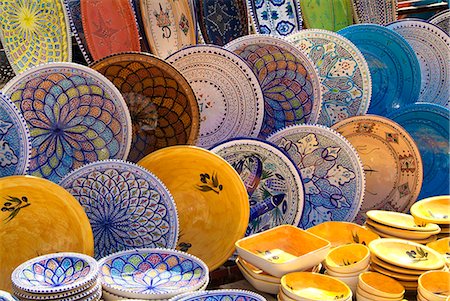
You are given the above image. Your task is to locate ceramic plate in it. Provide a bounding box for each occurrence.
[267,125,365,229]
[352,0,397,25]
[427,237,450,265]
[225,34,322,139]
[410,195,450,225]
[138,146,249,270]
[0,176,94,292]
[210,138,304,235]
[0,92,30,177]
[166,45,264,148]
[287,29,371,127]
[365,219,440,240]
[387,19,450,107]
[428,9,449,35]
[386,103,449,199]
[2,62,133,183]
[338,24,421,116]
[91,52,200,162]
[300,0,353,31]
[59,160,179,259]
[129,0,151,52]
[0,291,17,301]
[370,263,419,281]
[13,280,100,300]
[170,289,266,301]
[366,210,440,232]
[81,0,140,61]
[64,0,93,64]
[140,0,196,58]
[0,0,72,74]
[370,255,428,276]
[0,41,14,87]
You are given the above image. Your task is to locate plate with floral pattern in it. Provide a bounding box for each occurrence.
[210,138,304,236]
[59,160,179,259]
[428,9,449,35]
[287,29,371,127]
[352,0,397,25]
[267,124,365,229]
[2,62,132,183]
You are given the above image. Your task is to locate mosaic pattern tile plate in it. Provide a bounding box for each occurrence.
[59,160,179,259]
[267,125,365,229]
[170,289,266,301]
[300,0,353,31]
[332,115,423,224]
[166,45,264,148]
[210,138,304,236]
[352,0,398,25]
[338,24,421,116]
[387,20,450,107]
[140,0,196,58]
[225,35,322,139]
[287,29,371,127]
[247,0,303,36]
[0,0,72,74]
[2,62,132,183]
[138,146,249,270]
[64,0,93,64]
[428,9,449,35]
[387,103,449,200]
[81,0,140,61]
[0,41,14,87]
[91,52,199,162]
[0,92,30,177]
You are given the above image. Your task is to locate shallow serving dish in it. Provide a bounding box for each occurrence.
[427,237,450,266]
[418,270,450,301]
[237,259,280,294]
[324,243,370,274]
[358,272,405,299]
[411,196,450,225]
[367,210,440,231]
[356,285,403,301]
[365,223,438,244]
[366,218,440,240]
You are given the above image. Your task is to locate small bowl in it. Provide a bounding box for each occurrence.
[358,272,405,299]
[324,243,370,274]
[418,270,450,301]
[324,271,358,295]
[235,225,330,278]
[411,196,450,225]
[237,259,280,294]
[326,265,369,277]
[168,289,267,301]
[427,237,450,266]
[356,285,403,301]
[367,210,441,232]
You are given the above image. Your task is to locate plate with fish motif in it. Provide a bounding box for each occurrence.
[428,9,449,35]
[338,24,421,116]
[0,0,72,73]
[64,0,93,64]
[300,0,353,31]
[352,0,397,25]
[225,34,322,139]
[167,45,264,149]
[2,62,132,183]
[287,29,371,127]
[267,125,365,229]
[210,138,304,236]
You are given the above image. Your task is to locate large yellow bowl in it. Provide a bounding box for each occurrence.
[427,237,450,266]
[0,176,94,291]
[411,196,450,225]
[367,210,440,232]
[138,146,249,270]
[358,272,405,299]
[366,218,440,240]
[324,243,370,274]
[418,270,450,301]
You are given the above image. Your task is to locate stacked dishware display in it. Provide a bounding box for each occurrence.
[417,270,450,301]
[357,272,405,301]
[411,196,450,240]
[11,253,101,301]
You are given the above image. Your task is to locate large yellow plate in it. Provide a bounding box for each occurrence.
[365,218,440,240]
[138,146,249,270]
[0,176,94,291]
[367,210,440,232]
[411,196,450,225]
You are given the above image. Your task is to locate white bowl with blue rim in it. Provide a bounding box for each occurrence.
[12,280,101,300]
[168,289,267,301]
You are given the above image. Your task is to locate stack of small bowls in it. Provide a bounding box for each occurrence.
[411,196,450,240]
[98,248,209,301]
[11,252,100,301]
[418,270,450,301]
[357,272,405,301]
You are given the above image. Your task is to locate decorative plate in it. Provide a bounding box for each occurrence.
[140,0,196,58]
[332,115,423,224]
[0,176,94,292]
[225,34,322,139]
[267,124,365,229]
[247,0,303,36]
[91,52,199,162]
[0,41,14,87]
[64,0,93,64]
[370,255,427,276]
[81,0,140,61]
[169,289,267,301]
[12,280,100,300]
[166,45,264,148]
[138,146,249,270]
[196,0,248,46]
[386,103,449,199]
[410,195,450,225]
[352,0,398,25]
[59,160,179,259]
[210,138,304,235]
[365,219,439,240]
[0,291,17,301]
[366,210,440,232]
[0,0,72,74]
[338,24,421,116]
[287,29,371,127]
[130,0,151,52]
[300,0,353,31]
[2,62,132,183]
[98,248,209,299]
[428,9,449,35]
[0,92,30,177]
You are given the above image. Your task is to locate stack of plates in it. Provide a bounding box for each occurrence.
[11,253,100,301]
[357,272,405,301]
[411,196,450,240]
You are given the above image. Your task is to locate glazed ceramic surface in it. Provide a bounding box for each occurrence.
[210,138,304,235]
[166,45,264,148]
[236,257,280,284]
[325,243,370,273]
[59,160,178,259]
[129,0,151,52]
[387,20,450,107]
[428,9,449,35]
[2,62,132,183]
[138,146,249,270]
[64,0,93,64]
[169,289,267,301]
[366,218,440,240]
[387,103,449,199]
[0,0,72,74]
[300,0,353,31]
[225,35,322,139]
[418,270,450,301]
[338,24,421,116]
[237,261,280,294]
[12,280,100,300]
[0,92,30,177]
[370,262,420,281]
[140,0,196,58]
[0,291,17,301]
[367,210,440,232]
[411,196,450,225]
[332,115,423,224]
[370,255,428,276]
[287,29,371,127]
[91,52,199,162]
[427,238,450,265]
[267,125,365,229]
[352,0,397,25]
[0,41,14,87]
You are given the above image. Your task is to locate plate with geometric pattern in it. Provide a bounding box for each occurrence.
[352,0,397,25]
[428,9,449,35]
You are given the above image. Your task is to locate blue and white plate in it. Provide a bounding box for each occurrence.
[210,138,304,236]
[428,9,449,35]
[169,289,267,301]
[0,291,18,301]
[0,92,30,177]
[267,125,365,229]
[387,103,449,200]
[59,160,178,259]
[338,24,421,116]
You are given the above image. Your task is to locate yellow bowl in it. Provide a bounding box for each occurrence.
[358,272,405,299]
[367,210,440,232]
[356,285,403,301]
[411,196,450,225]
[427,237,450,266]
[323,271,359,294]
[324,243,370,274]
[366,218,440,240]
[370,263,419,282]
[365,223,438,244]
[418,270,450,301]
[236,257,280,284]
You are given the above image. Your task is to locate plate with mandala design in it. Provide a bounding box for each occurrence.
[428,9,449,35]
[352,0,397,25]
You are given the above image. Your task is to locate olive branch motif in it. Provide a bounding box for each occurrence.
[196,172,223,194]
[256,250,279,261]
[351,231,367,245]
[1,196,30,223]
[406,247,429,262]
